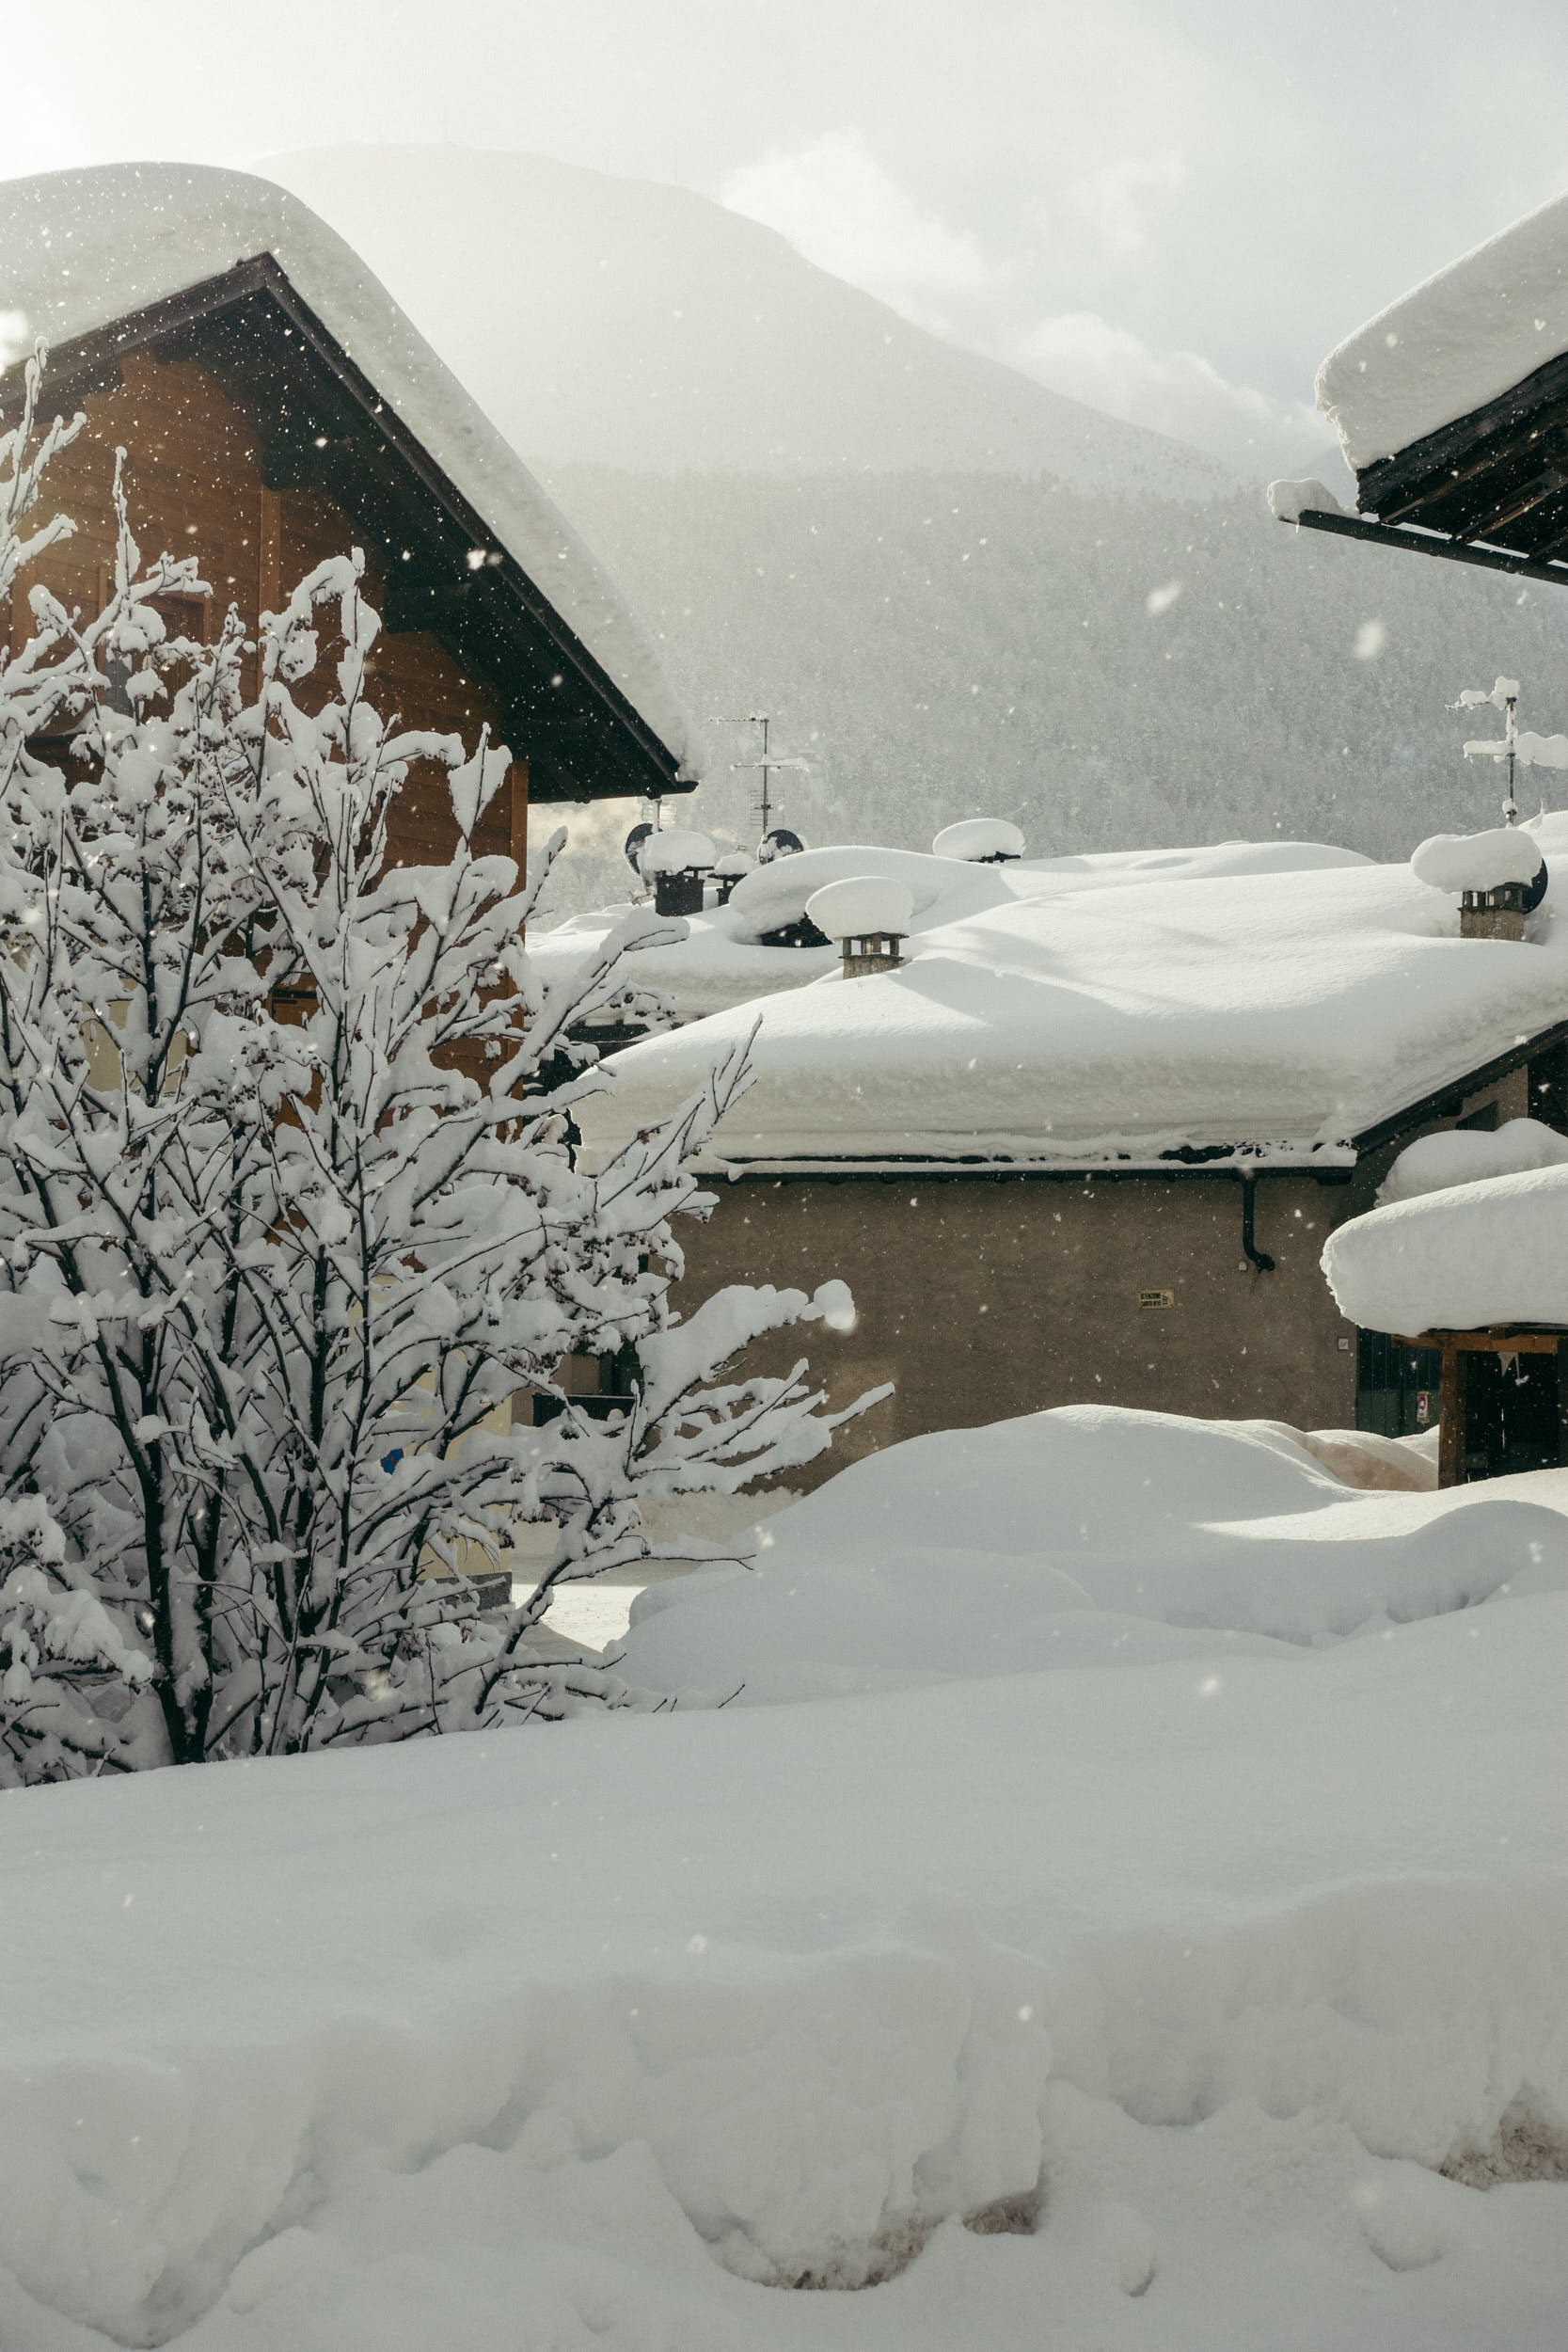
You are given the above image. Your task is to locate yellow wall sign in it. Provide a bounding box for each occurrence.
[1139,1289,1176,1310]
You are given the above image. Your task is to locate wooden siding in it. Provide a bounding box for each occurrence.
[7,350,527,877]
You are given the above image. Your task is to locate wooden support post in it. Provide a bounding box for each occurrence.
[1438,1343,1461,1488]
[257,485,281,620]
[509,757,529,893]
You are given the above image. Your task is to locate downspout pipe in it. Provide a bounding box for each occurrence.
[1240,1172,1275,1273]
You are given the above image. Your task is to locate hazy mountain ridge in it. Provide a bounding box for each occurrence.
[254,144,1568,918]
[262,144,1238,497]
[533,464,1568,908]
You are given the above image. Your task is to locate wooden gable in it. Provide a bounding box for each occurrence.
[2,256,691,829]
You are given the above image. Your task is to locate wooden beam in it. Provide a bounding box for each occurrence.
[1287,504,1568,589]
[509,758,529,888]
[1438,1343,1461,1488]
[1395,1329,1563,1352]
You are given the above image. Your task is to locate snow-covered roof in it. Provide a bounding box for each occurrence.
[1377,1117,1568,1206]
[1318,188,1568,473]
[1323,1163,1568,1335]
[574,818,1568,1173]
[532,836,1373,1027]
[0,163,701,779]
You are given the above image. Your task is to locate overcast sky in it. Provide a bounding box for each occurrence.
[12,0,1568,468]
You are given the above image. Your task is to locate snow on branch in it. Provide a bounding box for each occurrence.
[0,355,885,1776]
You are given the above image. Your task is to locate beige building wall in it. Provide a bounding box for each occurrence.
[670,1067,1528,1490]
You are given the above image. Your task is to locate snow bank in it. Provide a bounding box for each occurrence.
[1318,184,1568,470]
[1323,1161,1568,1333]
[0,163,702,777]
[576,831,1568,1168]
[1379,1117,1568,1204]
[0,1557,1565,2344]
[1411,829,1544,893]
[0,1401,1564,2346]
[619,1406,1568,1701]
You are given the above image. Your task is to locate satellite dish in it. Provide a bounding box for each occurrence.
[624,820,655,876]
[759,828,806,863]
[1526,855,1550,912]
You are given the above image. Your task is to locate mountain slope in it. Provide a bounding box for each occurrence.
[261,144,1234,498]
[255,144,1568,921]
[529,464,1568,896]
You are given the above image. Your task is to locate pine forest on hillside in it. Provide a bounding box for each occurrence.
[538,464,1568,903]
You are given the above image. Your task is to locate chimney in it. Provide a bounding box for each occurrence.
[1459,884,1528,943]
[711,849,754,906]
[639,827,715,918]
[1410,826,1545,943]
[804,875,916,977]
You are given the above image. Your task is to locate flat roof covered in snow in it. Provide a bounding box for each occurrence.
[575,822,1568,1173]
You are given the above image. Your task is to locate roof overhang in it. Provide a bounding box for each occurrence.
[1,255,690,803]
[626,1011,1568,1182]
[1280,343,1568,589]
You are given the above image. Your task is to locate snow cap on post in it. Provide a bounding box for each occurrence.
[1267,478,1347,524]
[932,818,1025,863]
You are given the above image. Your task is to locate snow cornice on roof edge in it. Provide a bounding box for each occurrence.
[0,161,702,792]
[1316,187,1568,474]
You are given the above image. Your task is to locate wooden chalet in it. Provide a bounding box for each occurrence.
[0,164,700,876]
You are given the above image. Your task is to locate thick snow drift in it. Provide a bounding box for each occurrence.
[0,162,701,777]
[576,820,1568,1168]
[1318,183,1568,470]
[0,1401,1565,2350]
[618,1406,1568,1701]
[1323,1162,1568,1335]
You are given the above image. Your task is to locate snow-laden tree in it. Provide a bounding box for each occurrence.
[0,346,880,1782]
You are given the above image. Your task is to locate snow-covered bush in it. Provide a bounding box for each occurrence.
[0,346,879,1779]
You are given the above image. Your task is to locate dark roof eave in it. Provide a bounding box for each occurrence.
[1279,503,1568,588]
[1,254,689,802]
[667,1012,1568,1182]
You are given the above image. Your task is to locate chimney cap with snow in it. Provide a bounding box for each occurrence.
[932,818,1025,863]
[805,875,914,977]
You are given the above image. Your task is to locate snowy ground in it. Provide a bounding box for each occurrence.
[2,1407,1564,2351]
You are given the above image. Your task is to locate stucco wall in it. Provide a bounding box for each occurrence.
[674,1168,1361,1486]
[671,1059,1529,1489]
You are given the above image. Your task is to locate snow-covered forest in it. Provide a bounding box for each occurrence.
[542,466,1568,896]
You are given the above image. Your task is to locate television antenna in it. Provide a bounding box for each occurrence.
[1456,675,1568,822]
[728,713,813,846]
